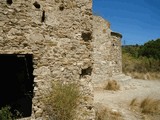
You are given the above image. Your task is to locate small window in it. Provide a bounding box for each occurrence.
[80,67,92,78]
[41,10,45,22]
[81,32,92,41]
[6,0,13,5]
[33,1,41,9]
[59,4,64,11]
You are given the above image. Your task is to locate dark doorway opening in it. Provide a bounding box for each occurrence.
[0,54,34,118]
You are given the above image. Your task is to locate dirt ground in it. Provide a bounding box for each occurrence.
[94,74,160,120]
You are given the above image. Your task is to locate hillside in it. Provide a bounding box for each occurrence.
[122,38,160,80]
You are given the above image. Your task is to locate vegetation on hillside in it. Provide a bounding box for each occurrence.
[122,38,160,80]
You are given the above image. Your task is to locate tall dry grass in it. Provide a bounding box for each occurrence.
[43,82,80,120]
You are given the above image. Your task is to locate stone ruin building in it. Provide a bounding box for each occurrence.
[0,0,122,120]
[92,16,122,86]
[0,0,94,119]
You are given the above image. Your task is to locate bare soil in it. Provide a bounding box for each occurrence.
[94,75,160,120]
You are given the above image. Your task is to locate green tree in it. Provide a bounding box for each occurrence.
[138,39,160,59]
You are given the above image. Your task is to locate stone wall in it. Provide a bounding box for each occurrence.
[0,0,94,120]
[111,32,122,75]
[92,16,122,85]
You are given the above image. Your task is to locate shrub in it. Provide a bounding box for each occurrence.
[104,80,120,91]
[43,82,81,120]
[122,53,160,80]
[122,41,160,80]
[0,106,13,120]
[0,106,21,120]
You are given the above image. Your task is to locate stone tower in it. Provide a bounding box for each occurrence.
[0,0,94,119]
[92,16,122,86]
[92,16,112,85]
[111,32,123,75]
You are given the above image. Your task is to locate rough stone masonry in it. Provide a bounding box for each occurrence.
[92,16,122,86]
[0,0,94,119]
[0,0,122,120]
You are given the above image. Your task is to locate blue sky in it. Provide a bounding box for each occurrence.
[93,0,160,45]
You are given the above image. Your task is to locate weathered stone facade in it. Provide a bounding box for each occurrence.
[0,0,123,119]
[0,0,94,120]
[111,32,122,75]
[92,16,122,85]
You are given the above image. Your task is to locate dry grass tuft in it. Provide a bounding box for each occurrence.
[130,98,141,113]
[104,80,120,91]
[95,103,123,120]
[43,82,80,120]
[130,97,160,115]
[130,97,160,120]
[140,97,160,114]
[130,98,138,106]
